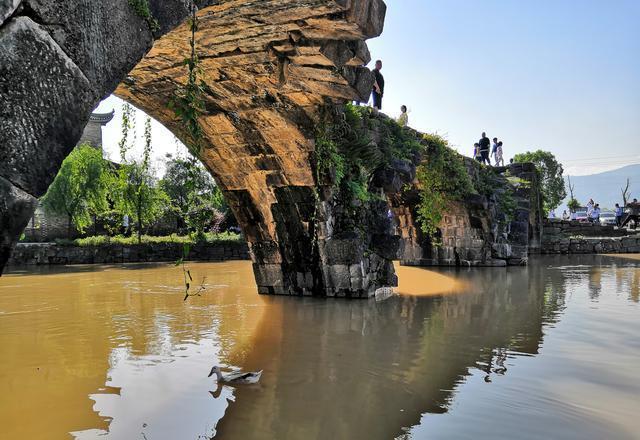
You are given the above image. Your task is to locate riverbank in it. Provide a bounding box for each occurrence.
[7,241,250,267]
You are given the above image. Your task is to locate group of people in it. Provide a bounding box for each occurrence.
[585,199,601,223]
[362,60,639,232]
[557,198,640,229]
[473,133,505,166]
[364,62,508,169]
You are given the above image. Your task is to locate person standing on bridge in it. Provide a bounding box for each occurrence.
[371,60,384,110]
[478,132,491,165]
[586,198,595,218]
[495,141,505,166]
[615,203,624,226]
[397,105,408,127]
[590,204,601,223]
[473,143,483,162]
[621,198,639,229]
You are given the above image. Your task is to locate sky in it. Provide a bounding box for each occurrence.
[97,0,640,177]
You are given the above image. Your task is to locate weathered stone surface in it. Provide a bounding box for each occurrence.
[0,16,94,195]
[392,159,540,268]
[0,176,38,270]
[1,0,20,24]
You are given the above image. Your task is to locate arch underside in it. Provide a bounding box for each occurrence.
[117,1,391,296]
[0,0,391,296]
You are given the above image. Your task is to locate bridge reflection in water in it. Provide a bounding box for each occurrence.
[0,256,638,439]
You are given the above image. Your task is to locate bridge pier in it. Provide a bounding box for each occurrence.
[227,183,397,297]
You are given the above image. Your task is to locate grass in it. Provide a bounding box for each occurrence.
[54,232,242,247]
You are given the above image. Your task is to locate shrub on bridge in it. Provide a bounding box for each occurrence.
[415,133,475,238]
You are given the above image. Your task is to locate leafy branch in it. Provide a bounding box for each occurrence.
[175,243,207,301]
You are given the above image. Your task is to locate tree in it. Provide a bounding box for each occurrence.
[160,153,228,238]
[621,178,632,207]
[42,144,110,235]
[513,150,567,214]
[566,175,580,214]
[112,115,168,243]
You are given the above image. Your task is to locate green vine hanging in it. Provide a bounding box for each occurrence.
[169,5,206,156]
[166,5,209,299]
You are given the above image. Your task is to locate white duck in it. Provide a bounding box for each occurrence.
[208,365,262,384]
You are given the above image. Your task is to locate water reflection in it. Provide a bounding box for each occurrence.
[0,256,639,440]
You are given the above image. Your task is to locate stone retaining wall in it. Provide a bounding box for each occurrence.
[537,218,640,254]
[7,241,249,266]
[537,235,640,255]
[542,219,629,238]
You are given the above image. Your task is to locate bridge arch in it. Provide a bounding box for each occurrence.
[0,0,391,296]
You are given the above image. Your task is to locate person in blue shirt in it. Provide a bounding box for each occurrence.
[615,203,624,227]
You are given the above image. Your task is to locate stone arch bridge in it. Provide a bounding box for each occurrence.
[0,0,537,297]
[1,0,393,296]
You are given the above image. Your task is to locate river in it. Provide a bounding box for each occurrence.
[0,256,639,440]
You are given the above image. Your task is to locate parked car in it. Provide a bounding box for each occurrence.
[599,211,617,226]
[573,207,589,222]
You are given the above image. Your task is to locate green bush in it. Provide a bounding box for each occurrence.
[63,233,242,247]
[415,133,475,237]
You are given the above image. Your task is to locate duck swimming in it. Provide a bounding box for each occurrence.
[208,366,262,384]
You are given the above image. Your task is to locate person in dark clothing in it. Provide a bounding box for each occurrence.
[479,132,491,165]
[621,198,640,229]
[372,60,384,110]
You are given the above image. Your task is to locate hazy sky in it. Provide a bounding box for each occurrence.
[98,0,640,177]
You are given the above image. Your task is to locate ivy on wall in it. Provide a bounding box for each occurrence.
[128,0,160,32]
[314,104,530,243]
[415,133,474,237]
[315,103,423,204]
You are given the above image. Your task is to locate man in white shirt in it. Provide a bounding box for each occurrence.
[590,204,601,223]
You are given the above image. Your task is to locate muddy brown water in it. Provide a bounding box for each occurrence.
[1,256,639,440]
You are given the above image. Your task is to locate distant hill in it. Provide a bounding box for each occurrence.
[559,164,640,213]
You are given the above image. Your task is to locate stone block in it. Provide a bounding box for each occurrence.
[252,263,284,288]
[322,238,364,265]
[492,243,512,259]
[322,264,351,290]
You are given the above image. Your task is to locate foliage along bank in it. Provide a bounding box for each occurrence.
[314,104,528,243]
